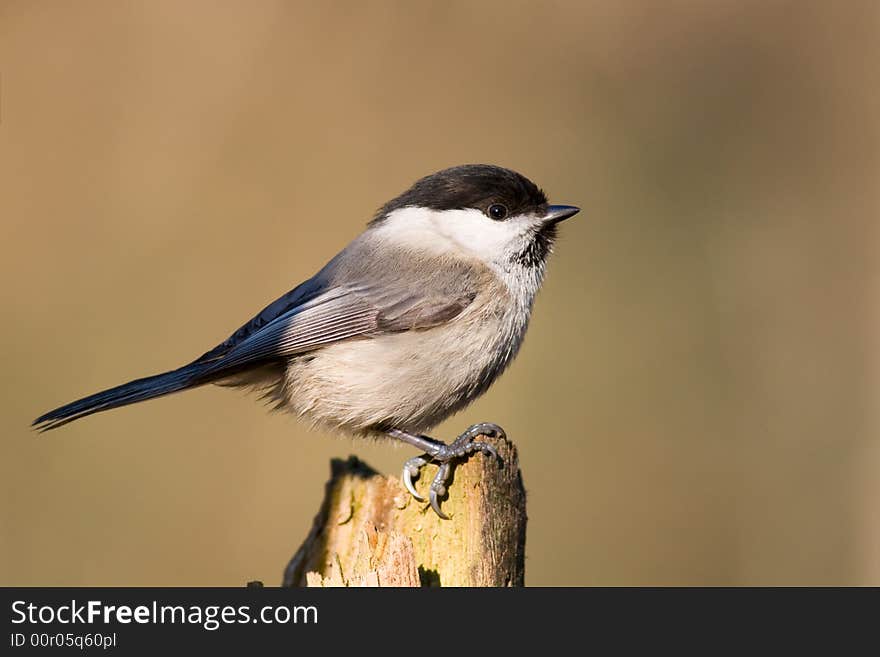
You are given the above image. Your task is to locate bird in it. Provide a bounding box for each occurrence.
[33,164,579,518]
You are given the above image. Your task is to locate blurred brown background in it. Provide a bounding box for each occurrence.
[1,1,878,586]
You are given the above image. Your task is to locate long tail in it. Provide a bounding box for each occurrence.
[32,363,210,432]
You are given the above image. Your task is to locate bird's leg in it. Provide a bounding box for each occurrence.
[387,423,504,519]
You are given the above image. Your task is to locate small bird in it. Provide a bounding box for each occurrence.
[33,164,579,517]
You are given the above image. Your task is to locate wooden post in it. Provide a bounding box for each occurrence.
[283,434,527,587]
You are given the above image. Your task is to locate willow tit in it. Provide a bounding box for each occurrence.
[34,164,579,517]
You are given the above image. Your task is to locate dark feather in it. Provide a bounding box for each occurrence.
[32,363,208,432]
[371,164,548,224]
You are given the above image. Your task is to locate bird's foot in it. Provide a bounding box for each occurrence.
[400,422,504,519]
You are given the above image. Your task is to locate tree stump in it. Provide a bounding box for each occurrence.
[283,433,526,587]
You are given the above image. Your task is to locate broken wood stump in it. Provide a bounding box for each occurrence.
[283,433,527,587]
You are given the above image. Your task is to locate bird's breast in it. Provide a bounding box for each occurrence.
[281,284,532,436]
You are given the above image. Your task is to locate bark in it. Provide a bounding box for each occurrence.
[283,434,526,587]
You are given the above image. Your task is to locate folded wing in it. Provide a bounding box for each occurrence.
[199,283,476,375]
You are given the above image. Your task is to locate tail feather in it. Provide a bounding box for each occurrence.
[32,364,208,432]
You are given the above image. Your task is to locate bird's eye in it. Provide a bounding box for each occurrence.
[487,204,508,220]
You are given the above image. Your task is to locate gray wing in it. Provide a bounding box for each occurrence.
[31,237,482,431]
[192,233,483,378]
[197,281,476,376]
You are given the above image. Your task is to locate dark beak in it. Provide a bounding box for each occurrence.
[543,205,580,224]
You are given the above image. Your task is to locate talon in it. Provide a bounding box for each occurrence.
[390,423,507,520]
[466,422,502,438]
[403,471,424,501]
[428,463,452,519]
[464,441,498,459]
[455,422,506,446]
[401,455,428,502]
[430,488,449,520]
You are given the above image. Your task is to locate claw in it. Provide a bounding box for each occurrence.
[392,423,507,519]
[467,441,499,462]
[428,463,451,519]
[401,455,428,502]
[463,422,506,442]
[429,490,448,520]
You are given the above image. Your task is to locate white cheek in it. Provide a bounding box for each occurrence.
[375,206,532,265]
[432,208,529,255]
[373,206,546,310]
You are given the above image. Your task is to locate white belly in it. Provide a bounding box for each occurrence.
[281,301,528,436]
